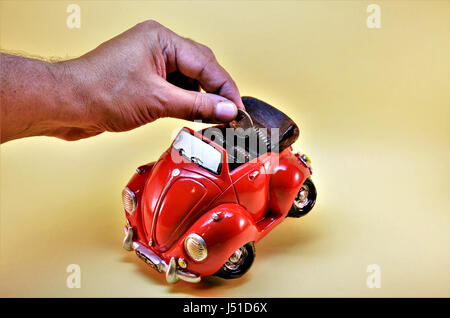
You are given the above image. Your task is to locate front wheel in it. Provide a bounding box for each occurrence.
[287,178,317,218]
[214,242,255,279]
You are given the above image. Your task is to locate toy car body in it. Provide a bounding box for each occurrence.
[121,97,316,284]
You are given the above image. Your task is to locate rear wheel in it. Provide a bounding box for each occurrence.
[214,242,255,279]
[287,178,317,218]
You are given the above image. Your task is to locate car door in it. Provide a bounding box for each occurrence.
[230,160,268,222]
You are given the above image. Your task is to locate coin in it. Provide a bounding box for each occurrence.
[229,109,254,131]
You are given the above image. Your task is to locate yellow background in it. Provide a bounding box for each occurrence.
[1,0,449,297]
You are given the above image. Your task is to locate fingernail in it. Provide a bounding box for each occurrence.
[215,101,237,121]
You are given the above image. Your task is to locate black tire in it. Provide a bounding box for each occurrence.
[287,178,317,218]
[214,242,255,279]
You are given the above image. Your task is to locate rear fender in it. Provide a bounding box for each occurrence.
[163,203,258,276]
[268,153,310,216]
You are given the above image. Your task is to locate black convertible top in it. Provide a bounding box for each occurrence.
[199,97,299,171]
[242,96,299,153]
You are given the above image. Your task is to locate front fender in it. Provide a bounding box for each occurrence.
[124,161,156,244]
[163,203,258,276]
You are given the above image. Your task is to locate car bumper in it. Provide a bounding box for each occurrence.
[123,226,201,284]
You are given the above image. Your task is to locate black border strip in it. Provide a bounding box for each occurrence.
[0,297,448,315]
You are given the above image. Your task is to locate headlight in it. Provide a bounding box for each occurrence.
[122,187,136,215]
[184,233,207,261]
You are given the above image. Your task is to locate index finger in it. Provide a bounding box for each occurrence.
[164,34,245,109]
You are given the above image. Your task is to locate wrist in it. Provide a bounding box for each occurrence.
[50,59,94,129]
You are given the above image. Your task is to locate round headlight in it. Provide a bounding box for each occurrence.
[122,187,136,215]
[184,233,207,261]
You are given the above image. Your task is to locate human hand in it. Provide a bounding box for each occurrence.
[0,20,243,142]
[55,20,244,140]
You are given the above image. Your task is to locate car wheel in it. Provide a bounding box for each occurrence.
[214,242,255,279]
[287,178,317,218]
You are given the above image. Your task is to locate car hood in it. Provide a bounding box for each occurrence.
[141,152,221,250]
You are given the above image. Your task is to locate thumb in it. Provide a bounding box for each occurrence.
[159,80,238,123]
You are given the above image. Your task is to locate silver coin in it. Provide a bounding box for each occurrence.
[229,109,254,131]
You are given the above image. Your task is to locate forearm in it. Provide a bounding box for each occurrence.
[0,53,85,143]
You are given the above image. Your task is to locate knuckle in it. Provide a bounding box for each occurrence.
[200,44,215,59]
[158,26,175,42]
[193,92,205,109]
[137,19,162,30]
[192,93,210,119]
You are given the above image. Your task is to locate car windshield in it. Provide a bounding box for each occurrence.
[172,129,222,175]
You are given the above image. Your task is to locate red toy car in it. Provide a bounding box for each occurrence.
[121,97,316,284]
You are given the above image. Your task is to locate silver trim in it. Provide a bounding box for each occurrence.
[134,242,166,272]
[131,241,201,284]
[293,183,310,209]
[224,246,248,271]
[123,223,201,283]
[123,226,134,251]
[248,170,259,180]
[166,257,179,283]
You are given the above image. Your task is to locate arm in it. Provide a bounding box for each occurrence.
[0,20,243,143]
